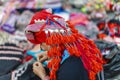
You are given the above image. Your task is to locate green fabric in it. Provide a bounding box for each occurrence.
[0,31,9,44]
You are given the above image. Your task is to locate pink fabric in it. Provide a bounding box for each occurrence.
[0,57,21,61]
[11,71,15,80]
[114,37,120,46]
[70,13,89,26]
[25,24,44,32]
[0,51,22,55]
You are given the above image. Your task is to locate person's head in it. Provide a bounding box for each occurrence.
[25,8,62,44]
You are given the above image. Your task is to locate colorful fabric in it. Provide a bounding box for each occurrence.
[97,19,120,40]
[1,13,18,34]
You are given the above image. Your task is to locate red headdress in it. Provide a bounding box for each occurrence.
[25,9,103,80]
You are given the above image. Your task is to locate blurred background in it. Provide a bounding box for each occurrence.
[0,0,120,80]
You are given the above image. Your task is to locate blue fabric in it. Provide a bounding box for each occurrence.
[61,50,70,64]
[26,50,44,59]
[26,50,47,66]
[26,49,70,66]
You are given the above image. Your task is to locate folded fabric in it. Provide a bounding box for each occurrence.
[16,10,34,31]
[94,40,120,79]
[1,13,18,34]
[0,42,24,76]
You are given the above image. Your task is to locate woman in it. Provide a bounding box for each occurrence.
[25,8,103,80]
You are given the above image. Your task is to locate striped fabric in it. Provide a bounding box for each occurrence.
[43,0,62,9]
[0,42,24,76]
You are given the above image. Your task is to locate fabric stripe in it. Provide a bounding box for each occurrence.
[0,46,23,51]
[44,2,61,8]
[0,51,22,55]
[11,71,15,80]
[0,57,21,61]
[46,1,60,4]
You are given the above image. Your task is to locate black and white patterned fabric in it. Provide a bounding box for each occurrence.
[12,64,28,80]
[11,59,43,80]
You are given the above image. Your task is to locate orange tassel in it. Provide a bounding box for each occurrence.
[89,71,96,80]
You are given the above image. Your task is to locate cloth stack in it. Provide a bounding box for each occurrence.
[0,42,24,76]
